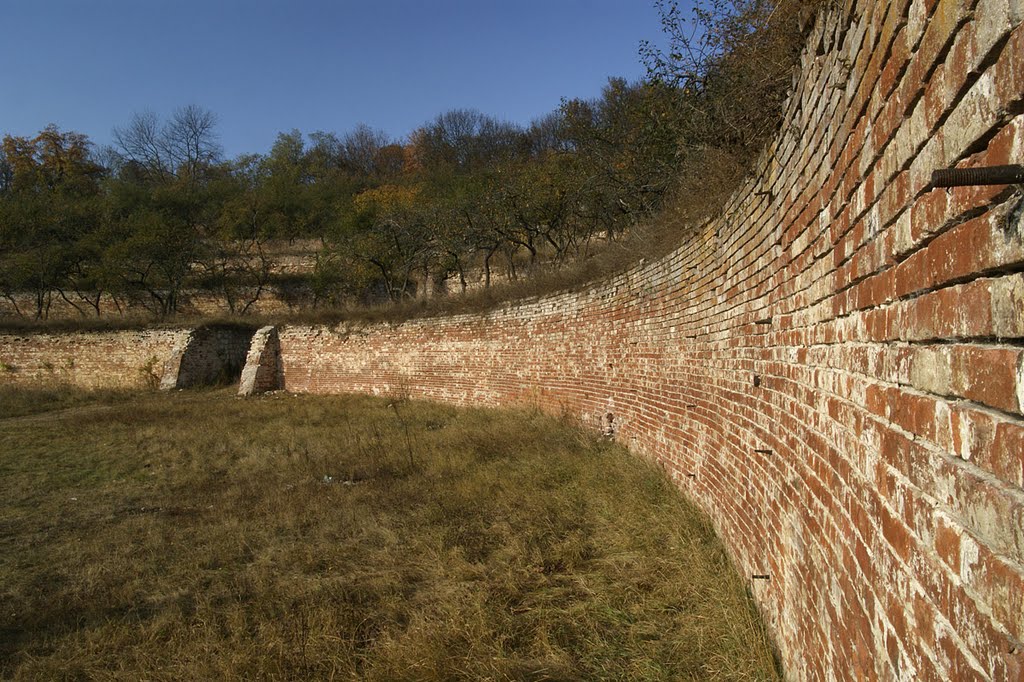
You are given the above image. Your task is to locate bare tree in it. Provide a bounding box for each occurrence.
[112,111,170,178]
[165,105,221,180]
[342,123,391,177]
[112,105,221,180]
[411,109,524,171]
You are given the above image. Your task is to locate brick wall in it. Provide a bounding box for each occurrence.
[0,329,190,389]
[0,326,254,391]
[270,0,1024,678]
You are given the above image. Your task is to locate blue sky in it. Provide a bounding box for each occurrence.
[1,0,676,158]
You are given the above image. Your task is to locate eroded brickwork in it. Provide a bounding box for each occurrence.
[238,326,281,396]
[272,1,1024,678]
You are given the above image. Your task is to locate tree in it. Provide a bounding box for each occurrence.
[344,184,434,301]
[408,109,525,173]
[0,145,12,192]
[560,78,681,239]
[113,105,222,182]
[0,126,104,318]
[640,0,809,162]
[165,105,221,181]
[100,172,208,317]
[199,155,277,314]
[102,108,225,317]
[340,123,391,177]
[508,155,586,265]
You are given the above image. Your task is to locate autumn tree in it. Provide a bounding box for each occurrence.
[641,0,810,162]
[0,126,104,318]
[342,184,435,301]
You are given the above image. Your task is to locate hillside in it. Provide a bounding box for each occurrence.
[0,0,811,328]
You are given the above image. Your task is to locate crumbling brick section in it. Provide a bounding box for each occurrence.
[238,326,281,396]
[270,0,1024,678]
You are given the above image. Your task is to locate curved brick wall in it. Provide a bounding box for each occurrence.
[273,0,1024,678]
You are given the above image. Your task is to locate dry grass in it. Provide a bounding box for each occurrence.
[0,384,135,419]
[0,387,781,680]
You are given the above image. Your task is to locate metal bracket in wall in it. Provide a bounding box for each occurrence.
[931,164,1024,187]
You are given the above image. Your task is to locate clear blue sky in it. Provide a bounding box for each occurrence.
[1,0,677,159]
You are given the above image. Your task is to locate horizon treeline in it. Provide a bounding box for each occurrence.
[0,0,812,320]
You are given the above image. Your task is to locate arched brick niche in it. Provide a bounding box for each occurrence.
[272,0,1024,678]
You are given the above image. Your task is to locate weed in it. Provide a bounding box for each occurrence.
[386,380,416,470]
[140,355,161,389]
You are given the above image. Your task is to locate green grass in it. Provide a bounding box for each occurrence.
[0,387,781,681]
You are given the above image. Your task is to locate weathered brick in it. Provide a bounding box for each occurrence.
[0,329,190,389]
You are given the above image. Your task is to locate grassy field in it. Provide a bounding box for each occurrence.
[0,386,781,681]
[0,384,135,420]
